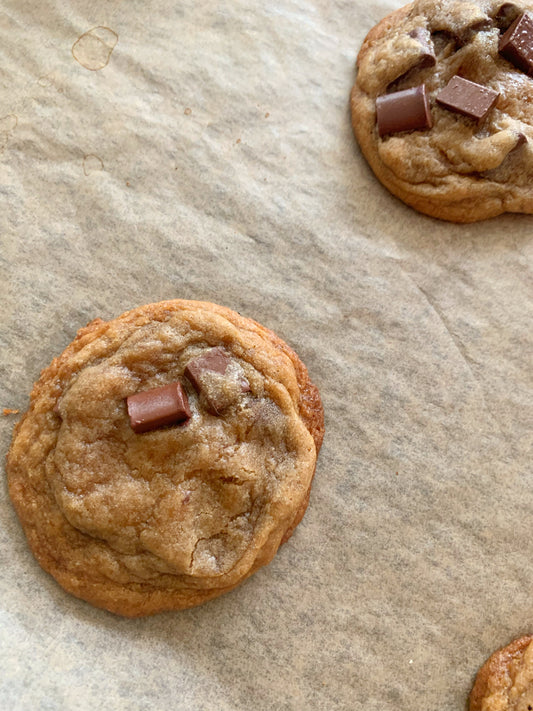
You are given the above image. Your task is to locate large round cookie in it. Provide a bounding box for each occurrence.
[470,635,533,710]
[351,0,533,222]
[6,300,324,617]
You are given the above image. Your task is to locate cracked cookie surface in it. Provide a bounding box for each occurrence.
[6,300,324,617]
[351,0,533,222]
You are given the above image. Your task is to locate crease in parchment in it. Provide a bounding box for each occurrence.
[408,276,508,438]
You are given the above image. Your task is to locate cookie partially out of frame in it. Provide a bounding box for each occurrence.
[351,0,533,222]
[6,300,324,617]
[470,635,533,710]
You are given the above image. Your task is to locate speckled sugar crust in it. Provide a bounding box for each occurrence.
[470,635,533,710]
[351,0,533,222]
[6,300,324,617]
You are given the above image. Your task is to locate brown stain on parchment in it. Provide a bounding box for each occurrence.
[72,27,118,71]
[83,154,104,175]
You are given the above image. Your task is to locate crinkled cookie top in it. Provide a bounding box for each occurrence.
[7,300,323,616]
[352,0,533,221]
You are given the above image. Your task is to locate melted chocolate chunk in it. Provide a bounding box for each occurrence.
[184,348,231,389]
[432,16,492,49]
[408,28,437,68]
[436,76,499,121]
[387,29,437,92]
[376,85,432,137]
[499,12,533,75]
[184,348,250,415]
[126,382,191,433]
[495,3,522,31]
[431,30,459,57]
[458,17,493,43]
[480,131,529,179]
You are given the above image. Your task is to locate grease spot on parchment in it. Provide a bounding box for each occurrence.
[83,154,104,175]
[72,27,118,71]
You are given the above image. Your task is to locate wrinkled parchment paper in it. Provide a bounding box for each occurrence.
[1,1,532,709]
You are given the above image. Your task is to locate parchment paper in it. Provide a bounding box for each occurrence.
[1,1,532,709]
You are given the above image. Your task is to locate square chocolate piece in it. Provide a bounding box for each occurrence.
[126,381,191,433]
[499,12,533,75]
[376,85,432,138]
[436,76,499,121]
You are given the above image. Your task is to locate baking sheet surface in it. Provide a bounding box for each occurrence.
[1,1,532,709]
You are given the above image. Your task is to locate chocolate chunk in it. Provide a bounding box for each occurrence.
[126,382,191,433]
[458,18,493,42]
[499,12,533,75]
[480,131,528,179]
[184,348,250,415]
[386,30,437,92]
[431,19,492,48]
[495,3,522,31]
[429,3,492,43]
[184,348,232,390]
[436,76,499,121]
[408,28,437,68]
[376,85,432,138]
[431,31,459,57]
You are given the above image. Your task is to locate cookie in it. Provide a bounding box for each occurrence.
[6,300,324,617]
[351,1,533,222]
[470,635,533,710]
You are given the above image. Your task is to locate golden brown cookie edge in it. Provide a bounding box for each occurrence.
[469,635,533,710]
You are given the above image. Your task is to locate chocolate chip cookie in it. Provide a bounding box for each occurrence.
[6,301,324,617]
[351,1,533,222]
[470,635,533,710]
